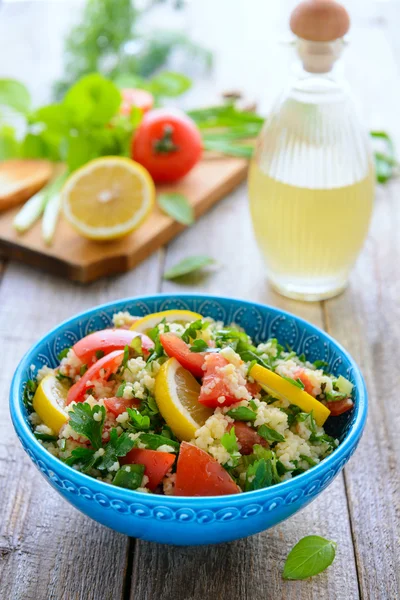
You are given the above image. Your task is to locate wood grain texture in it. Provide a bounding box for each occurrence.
[0,158,247,283]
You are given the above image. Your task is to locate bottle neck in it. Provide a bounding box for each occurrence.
[296,38,345,74]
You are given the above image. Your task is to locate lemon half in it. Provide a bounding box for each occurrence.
[62,156,155,240]
[32,374,69,433]
[250,363,331,426]
[131,309,203,334]
[155,357,213,441]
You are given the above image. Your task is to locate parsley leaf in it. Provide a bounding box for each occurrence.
[127,407,150,431]
[181,319,204,343]
[314,360,329,370]
[130,335,143,356]
[245,458,273,491]
[34,431,58,442]
[23,379,38,411]
[190,339,208,353]
[97,429,135,471]
[116,382,126,398]
[283,536,337,580]
[56,372,73,384]
[258,424,285,443]
[220,427,241,466]
[57,347,71,360]
[113,464,145,490]
[68,403,105,449]
[139,433,179,452]
[282,375,305,390]
[64,447,97,472]
[226,407,257,421]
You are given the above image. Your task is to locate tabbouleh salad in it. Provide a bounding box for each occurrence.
[24,309,354,496]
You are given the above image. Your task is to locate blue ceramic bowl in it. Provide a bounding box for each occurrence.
[10,295,367,546]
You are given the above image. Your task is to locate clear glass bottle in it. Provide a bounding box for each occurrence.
[248,3,375,301]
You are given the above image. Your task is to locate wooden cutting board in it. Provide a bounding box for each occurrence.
[0,156,247,283]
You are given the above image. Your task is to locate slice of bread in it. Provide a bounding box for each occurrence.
[0,159,53,212]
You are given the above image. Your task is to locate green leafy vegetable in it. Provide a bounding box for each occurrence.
[245,458,273,491]
[130,335,143,356]
[56,373,73,384]
[314,360,329,370]
[158,193,194,225]
[68,403,105,449]
[181,319,205,343]
[57,347,71,361]
[282,535,337,580]
[95,350,105,360]
[370,131,397,184]
[116,382,126,398]
[190,339,209,352]
[220,427,241,466]
[0,78,31,114]
[139,433,179,452]
[282,375,305,390]
[80,364,88,376]
[34,432,58,442]
[258,424,285,443]
[164,256,216,280]
[127,407,150,431]
[64,447,97,472]
[226,407,257,421]
[112,464,145,490]
[97,429,135,471]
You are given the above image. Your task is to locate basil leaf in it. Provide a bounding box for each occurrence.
[158,193,194,225]
[258,424,285,443]
[226,407,257,421]
[283,536,337,580]
[113,464,145,490]
[164,256,215,280]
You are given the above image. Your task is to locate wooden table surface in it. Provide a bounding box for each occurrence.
[0,2,399,599]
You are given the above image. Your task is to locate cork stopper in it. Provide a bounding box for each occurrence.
[290,0,350,42]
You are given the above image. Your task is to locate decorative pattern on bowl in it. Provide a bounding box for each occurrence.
[10,295,367,545]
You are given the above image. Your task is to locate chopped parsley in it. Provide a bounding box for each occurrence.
[258,424,285,443]
[23,379,37,411]
[64,447,97,472]
[190,338,208,352]
[130,335,143,356]
[245,459,273,491]
[112,464,145,490]
[68,403,105,449]
[97,429,135,471]
[127,407,150,431]
[220,427,241,467]
[182,319,205,343]
[116,382,126,397]
[226,407,257,421]
[56,372,73,384]
[281,375,305,390]
[57,347,71,361]
[139,433,179,452]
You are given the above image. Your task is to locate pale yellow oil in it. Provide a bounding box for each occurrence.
[248,162,375,299]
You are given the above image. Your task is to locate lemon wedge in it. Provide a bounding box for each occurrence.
[32,374,69,433]
[62,156,155,240]
[250,363,331,426]
[155,357,213,441]
[131,309,203,334]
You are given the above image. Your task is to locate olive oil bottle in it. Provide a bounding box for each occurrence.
[248,0,374,300]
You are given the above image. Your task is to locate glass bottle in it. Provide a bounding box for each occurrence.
[248,0,375,301]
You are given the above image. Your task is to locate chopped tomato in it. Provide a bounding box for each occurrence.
[295,369,315,396]
[73,329,153,364]
[159,333,205,378]
[246,381,261,397]
[198,354,239,408]
[66,350,124,405]
[227,421,268,455]
[120,88,154,116]
[104,396,140,417]
[326,398,354,416]
[121,448,176,491]
[175,442,240,496]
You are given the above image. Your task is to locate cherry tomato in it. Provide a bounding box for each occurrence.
[121,448,176,491]
[246,381,261,397]
[175,442,240,496]
[66,350,124,405]
[295,369,315,396]
[227,422,267,455]
[159,333,205,378]
[326,398,354,416]
[73,329,154,365]
[104,396,140,417]
[132,108,202,182]
[198,354,239,408]
[120,88,154,116]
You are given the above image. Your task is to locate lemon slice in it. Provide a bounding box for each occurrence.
[32,374,69,433]
[155,357,213,441]
[131,309,203,334]
[250,364,331,426]
[62,156,155,240]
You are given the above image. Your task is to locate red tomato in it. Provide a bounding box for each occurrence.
[326,398,354,416]
[104,396,140,417]
[175,442,240,496]
[246,381,261,397]
[120,88,154,116]
[132,108,202,183]
[227,422,267,455]
[198,354,239,408]
[66,350,124,405]
[121,448,176,491]
[159,333,205,378]
[294,369,315,396]
[73,329,153,365]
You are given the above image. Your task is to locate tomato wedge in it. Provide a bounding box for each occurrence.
[198,354,239,408]
[227,422,268,455]
[121,448,176,491]
[73,329,154,365]
[175,442,240,496]
[326,398,354,416]
[159,333,205,378]
[66,350,124,405]
[104,396,140,417]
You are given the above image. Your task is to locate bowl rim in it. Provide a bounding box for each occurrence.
[10,293,368,506]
